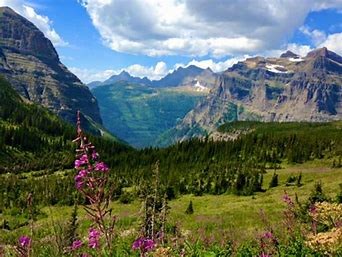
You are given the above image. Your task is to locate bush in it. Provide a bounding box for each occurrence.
[185,200,194,215]
[269,173,278,188]
[286,175,297,186]
[308,182,329,205]
[119,191,134,204]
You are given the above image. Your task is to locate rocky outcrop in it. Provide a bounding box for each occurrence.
[170,48,342,141]
[0,7,102,127]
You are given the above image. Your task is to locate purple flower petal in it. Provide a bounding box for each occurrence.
[19,236,31,248]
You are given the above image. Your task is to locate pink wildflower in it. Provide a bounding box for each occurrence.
[19,236,31,248]
[71,240,83,250]
[88,228,101,249]
[94,162,109,172]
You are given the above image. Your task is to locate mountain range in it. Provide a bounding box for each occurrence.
[167,47,342,144]
[89,65,217,89]
[0,6,341,149]
[91,48,342,147]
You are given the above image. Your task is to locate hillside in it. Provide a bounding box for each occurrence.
[0,7,103,134]
[0,76,128,173]
[92,81,207,147]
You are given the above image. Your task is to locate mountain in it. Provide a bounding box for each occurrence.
[165,47,342,144]
[280,50,299,58]
[92,81,207,148]
[88,71,152,89]
[0,75,127,173]
[0,7,102,133]
[89,65,218,89]
[153,65,207,87]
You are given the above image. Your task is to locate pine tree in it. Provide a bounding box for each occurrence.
[185,200,194,215]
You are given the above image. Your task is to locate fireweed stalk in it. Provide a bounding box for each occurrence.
[72,111,116,250]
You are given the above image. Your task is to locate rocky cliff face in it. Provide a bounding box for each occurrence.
[0,7,102,127]
[170,47,342,142]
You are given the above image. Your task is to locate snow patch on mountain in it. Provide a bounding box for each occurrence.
[265,64,289,73]
[194,80,209,92]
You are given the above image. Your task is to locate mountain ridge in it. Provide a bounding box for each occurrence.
[0,6,103,133]
[163,47,342,144]
[88,65,218,89]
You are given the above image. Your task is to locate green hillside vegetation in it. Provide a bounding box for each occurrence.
[92,81,206,148]
[1,99,341,210]
[1,81,342,255]
[0,76,129,173]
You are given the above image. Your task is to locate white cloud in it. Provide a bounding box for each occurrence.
[174,56,250,73]
[319,32,342,55]
[299,26,327,45]
[70,67,117,83]
[0,0,67,47]
[80,0,342,57]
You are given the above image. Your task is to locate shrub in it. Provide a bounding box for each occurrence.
[119,191,134,204]
[269,173,278,188]
[185,200,194,215]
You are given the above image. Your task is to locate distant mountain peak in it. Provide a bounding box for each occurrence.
[280,50,299,58]
[90,70,152,87]
[118,70,131,76]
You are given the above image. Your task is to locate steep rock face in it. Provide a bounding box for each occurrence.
[170,48,342,142]
[0,7,102,126]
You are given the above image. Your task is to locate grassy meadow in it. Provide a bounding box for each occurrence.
[2,161,341,254]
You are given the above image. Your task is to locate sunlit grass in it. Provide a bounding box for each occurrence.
[2,163,341,245]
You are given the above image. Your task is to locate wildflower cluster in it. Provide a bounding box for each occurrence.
[259,231,278,257]
[132,237,155,256]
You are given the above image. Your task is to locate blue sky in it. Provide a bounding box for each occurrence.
[0,0,341,83]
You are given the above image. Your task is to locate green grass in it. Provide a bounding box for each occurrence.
[1,162,341,245]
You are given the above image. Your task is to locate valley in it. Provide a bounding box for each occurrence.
[92,82,207,147]
[0,4,341,257]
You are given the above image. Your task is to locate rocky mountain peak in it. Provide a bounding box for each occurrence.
[118,70,131,77]
[280,50,299,58]
[305,47,342,63]
[0,6,58,61]
[306,47,329,59]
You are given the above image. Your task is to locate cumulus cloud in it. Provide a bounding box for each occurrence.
[0,0,67,47]
[299,26,327,45]
[174,56,250,73]
[79,0,341,57]
[319,32,342,55]
[70,67,117,83]
[299,26,342,55]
